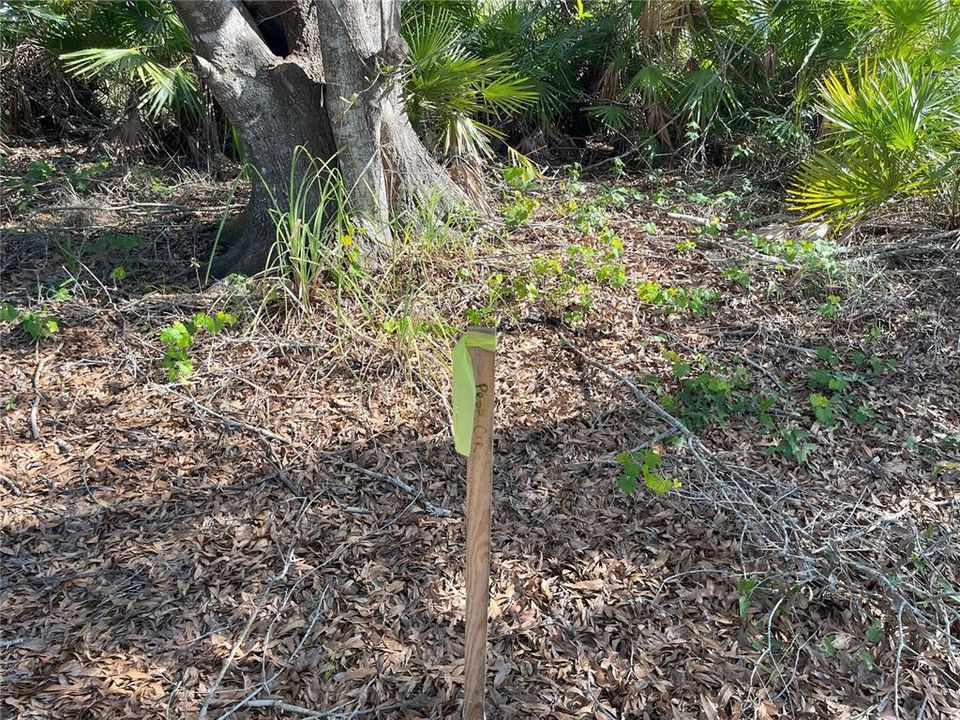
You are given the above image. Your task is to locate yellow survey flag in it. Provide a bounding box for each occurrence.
[451,330,496,456]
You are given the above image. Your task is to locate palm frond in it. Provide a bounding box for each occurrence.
[623,63,672,106]
[402,3,538,163]
[788,147,929,220]
[672,66,740,130]
[586,103,635,131]
[60,47,149,79]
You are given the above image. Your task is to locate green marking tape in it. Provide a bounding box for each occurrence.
[451,330,496,457]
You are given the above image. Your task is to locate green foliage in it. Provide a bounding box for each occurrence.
[402,5,537,162]
[737,578,759,619]
[721,266,751,287]
[809,392,838,426]
[13,157,110,210]
[768,426,817,464]
[95,232,142,254]
[864,619,884,645]
[617,447,680,495]
[744,230,840,277]
[655,355,762,431]
[695,217,726,236]
[465,272,507,326]
[790,28,960,224]
[159,310,236,381]
[636,282,721,317]
[382,315,455,342]
[501,191,538,228]
[819,294,842,317]
[9,0,956,214]
[0,303,60,340]
[266,147,357,311]
[473,226,627,325]
[803,345,893,431]
[2,0,201,122]
[502,155,539,190]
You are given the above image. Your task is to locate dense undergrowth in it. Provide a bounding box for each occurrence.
[4,0,960,225]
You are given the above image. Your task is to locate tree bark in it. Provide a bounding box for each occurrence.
[172,0,465,276]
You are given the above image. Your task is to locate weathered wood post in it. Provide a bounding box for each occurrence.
[452,328,496,720]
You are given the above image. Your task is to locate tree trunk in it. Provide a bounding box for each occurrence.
[172,0,465,276]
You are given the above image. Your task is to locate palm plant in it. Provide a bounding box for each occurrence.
[53,0,200,122]
[468,1,599,131]
[789,2,960,225]
[584,3,677,145]
[402,4,538,163]
[2,0,200,123]
[790,60,960,221]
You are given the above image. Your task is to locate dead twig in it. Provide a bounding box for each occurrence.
[198,540,300,720]
[0,474,21,496]
[29,350,44,440]
[167,389,293,446]
[321,453,453,518]
[214,696,426,718]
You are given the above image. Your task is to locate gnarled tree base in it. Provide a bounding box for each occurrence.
[174,0,469,277]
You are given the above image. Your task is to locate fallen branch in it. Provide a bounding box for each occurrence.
[562,336,960,702]
[561,337,790,544]
[834,229,960,259]
[168,390,293,446]
[668,211,721,227]
[0,474,21,495]
[322,453,453,518]
[221,698,344,718]
[198,541,300,720]
[213,697,426,719]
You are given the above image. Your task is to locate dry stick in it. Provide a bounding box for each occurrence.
[564,340,960,701]
[0,474,21,496]
[463,331,495,720]
[29,351,45,440]
[197,562,291,720]
[322,454,453,518]
[176,392,293,445]
[163,386,453,516]
[224,697,422,718]
[561,338,786,546]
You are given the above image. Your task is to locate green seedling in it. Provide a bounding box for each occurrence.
[819,294,842,317]
[737,578,758,619]
[637,281,720,316]
[502,162,537,191]
[1,303,60,340]
[502,191,538,228]
[617,447,680,495]
[721,266,751,287]
[810,393,839,427]
[767,426,816,464]
[160,310,237,381]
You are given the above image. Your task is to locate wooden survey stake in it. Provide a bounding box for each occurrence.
[463,329,495,720]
